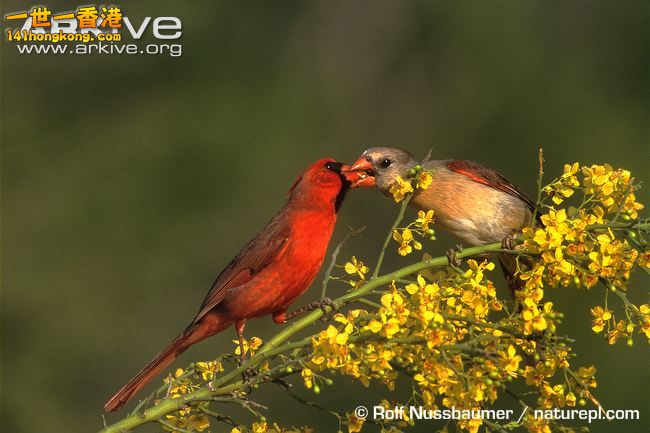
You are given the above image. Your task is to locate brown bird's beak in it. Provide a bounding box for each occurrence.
[341,158,376,189]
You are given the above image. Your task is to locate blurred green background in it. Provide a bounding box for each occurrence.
[2,1,648,432]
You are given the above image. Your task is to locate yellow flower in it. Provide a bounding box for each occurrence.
[566,391,577,407]
[233,336,263,356]
[393,228,421,256]
[195,360,223,381]
[503,345,522,376]
[416,171,433,189]
[415,209,435,231]
[188,414,210,431]
[388,176,414,202]
[405,274,438,296]
[347,413,365,433]
[543,162,579,204]
[367,319,383,333]
[639,252,650,269]
[164,411,210,432]
[344,256,369,280]
[621,192,644,219]
[520,301,556,334]
[581,164,643,215]
[590,306,612,333]
[302,368,314,389]
[607,319,629,345]
[252,421,268,433]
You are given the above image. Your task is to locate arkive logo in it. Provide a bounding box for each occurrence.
[5,5,183,57]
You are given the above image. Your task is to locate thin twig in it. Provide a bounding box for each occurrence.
[321,226,366,298]
[197,406,238,427]
[158,419,194,433]
[99,218,650,433]
[530,148,544,227]
[372,150,433,278]
[372,196,413,278]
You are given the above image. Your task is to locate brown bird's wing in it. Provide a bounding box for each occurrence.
[444,160,537,212]
[192,219,291,323]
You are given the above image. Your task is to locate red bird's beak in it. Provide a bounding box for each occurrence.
[341,158,376,189]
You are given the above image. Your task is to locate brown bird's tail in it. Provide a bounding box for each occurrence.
[498,253,530,300]
[105,317,228,412]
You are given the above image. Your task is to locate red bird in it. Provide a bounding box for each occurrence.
[343,147,538,292]
[105,158,350,412]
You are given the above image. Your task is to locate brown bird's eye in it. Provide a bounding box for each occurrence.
[380,158,392,168]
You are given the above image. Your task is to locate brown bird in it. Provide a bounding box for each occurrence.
[105,158,350,412]
[344,147,538,292]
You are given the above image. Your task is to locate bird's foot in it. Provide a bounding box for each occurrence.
[446,244,463,267]
[309,297,336,313]
[501,230,517,250]
[241,368,257,382]
[283,297,338,323]
[307,297,338,321]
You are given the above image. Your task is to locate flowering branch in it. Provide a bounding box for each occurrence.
[101,160,649,433]
[100,241,516,433]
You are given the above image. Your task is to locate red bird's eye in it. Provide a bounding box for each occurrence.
[325,161,342,173]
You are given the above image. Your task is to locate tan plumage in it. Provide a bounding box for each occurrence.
[345,147,537,294]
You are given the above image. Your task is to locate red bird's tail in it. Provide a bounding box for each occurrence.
[105,317,228,412]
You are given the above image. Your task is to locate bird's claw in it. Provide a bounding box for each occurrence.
[308,297,337,321]
[501,231,517,250]
[309,297,336,313]
[446,244,463,267]
[242,368,257,382]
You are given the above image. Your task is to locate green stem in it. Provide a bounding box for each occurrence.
[530,148,544,227]
[372,194,413,278]
[321,226,366,298]
[99,242,507,433]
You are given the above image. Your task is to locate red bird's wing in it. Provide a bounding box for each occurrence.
[193,224,291,323]
[444,160,536,211]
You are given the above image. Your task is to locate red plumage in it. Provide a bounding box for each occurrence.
[104,158,349,412]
